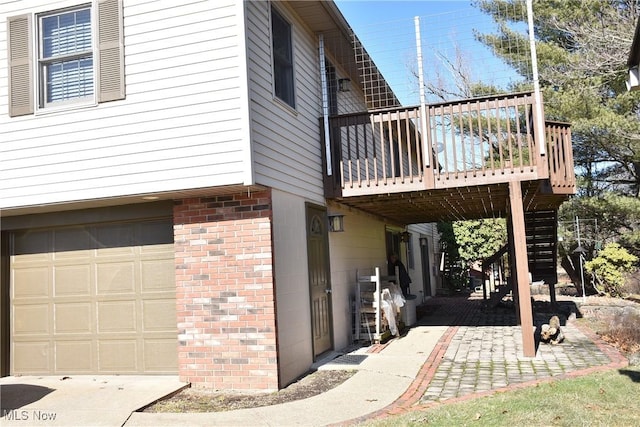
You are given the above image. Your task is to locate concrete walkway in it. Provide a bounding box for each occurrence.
[128,295,628,427]
[1,295,628,426]
[0,375,186,426]
[126,322,451,426]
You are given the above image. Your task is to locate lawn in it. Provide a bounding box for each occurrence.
[364,366,640,426]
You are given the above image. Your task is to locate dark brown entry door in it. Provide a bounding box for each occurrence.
[306,204,332,357]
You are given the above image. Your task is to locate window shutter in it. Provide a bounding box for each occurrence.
[7,14,33,117]
[97,0,125,103]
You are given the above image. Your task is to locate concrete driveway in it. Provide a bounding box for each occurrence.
[0,375,186,426]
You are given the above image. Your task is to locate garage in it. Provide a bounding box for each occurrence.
[9,218,177,375]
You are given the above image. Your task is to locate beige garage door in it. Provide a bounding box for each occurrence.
[10,219,177,375]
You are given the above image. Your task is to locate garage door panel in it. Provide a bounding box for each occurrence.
[56,341,93,371]
[54,265,92,296]
[95,246,137,258]
[97,262,135,294]
[98,301,137,333]
[53,249,93,261]
[55,303,92,333]
[13,342,51,372]
[14,304,50,335]
[144,340,178,371]
[99,341,138,371]
[141,257,175,291]
[13,267,50,298]
[143,300,177,331]
[140,241,175,255]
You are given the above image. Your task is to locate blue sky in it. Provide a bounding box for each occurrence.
[333,1,528,104]
[335,0,479,26]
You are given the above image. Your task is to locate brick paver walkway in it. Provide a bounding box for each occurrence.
[358,295,628,423]
[419,297,614,404]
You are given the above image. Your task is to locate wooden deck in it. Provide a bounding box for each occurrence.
[322,91,575,224]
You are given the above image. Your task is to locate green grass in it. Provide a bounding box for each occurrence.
[364,366,640,427]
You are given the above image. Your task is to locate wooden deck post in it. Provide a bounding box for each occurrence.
[508,180,536,357]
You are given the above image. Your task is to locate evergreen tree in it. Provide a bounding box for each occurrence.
[474,0,640,196]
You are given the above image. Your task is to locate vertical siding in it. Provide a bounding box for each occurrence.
[245,1,325,204]
[0,0,251,209]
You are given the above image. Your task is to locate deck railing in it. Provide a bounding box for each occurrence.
[324,91,574,197]
[545,121,575,194]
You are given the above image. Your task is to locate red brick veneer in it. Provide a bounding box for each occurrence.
[173,191,278,390]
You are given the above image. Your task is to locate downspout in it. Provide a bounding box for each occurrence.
[527,0,546,157]
[319,35,332,176]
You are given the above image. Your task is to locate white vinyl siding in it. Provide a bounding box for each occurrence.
[246,1,325,203]
[0,0,251,210]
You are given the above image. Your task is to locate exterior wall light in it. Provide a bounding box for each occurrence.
[328,213,345,232]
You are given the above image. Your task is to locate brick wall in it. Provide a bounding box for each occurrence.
[173,190,278,390]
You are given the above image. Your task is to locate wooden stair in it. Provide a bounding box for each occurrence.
[525,210,558,285]
[481,209,559,306]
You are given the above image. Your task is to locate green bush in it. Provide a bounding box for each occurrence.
[585,243,638,297]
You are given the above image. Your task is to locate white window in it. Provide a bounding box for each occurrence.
[271,6,295,108]
[7,0,124,117]
[39,6,94,107]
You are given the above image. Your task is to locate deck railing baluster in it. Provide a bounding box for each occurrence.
[414,107,424,178]
[440,104,448,177]
[466,101,476,177]
[475,100,485,173]
[394,112,402,182]
[449,104,457,178]
[513,100,524,171]
[404,110,412,182]
[495,97,505,173]
[504,98,514,172]
[458,102,467,178]
[486,100,494,172]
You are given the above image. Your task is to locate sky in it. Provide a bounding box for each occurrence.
[334,0,479,26]
[332,1,529,104]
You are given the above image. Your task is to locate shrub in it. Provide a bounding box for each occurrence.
[585,243,638,297]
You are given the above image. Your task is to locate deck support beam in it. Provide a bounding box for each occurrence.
[508,180,536,357]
